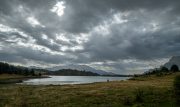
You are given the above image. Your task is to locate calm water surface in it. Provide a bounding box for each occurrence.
[17,76,131,85]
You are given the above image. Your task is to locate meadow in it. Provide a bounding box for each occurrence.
[0,72,180,107]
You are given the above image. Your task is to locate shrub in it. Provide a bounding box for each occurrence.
[173,75,180,104]
[152,70,156,74]
[133,88,144,102]
[171,64,179,72]
[156,73,162,77]
[134,75,138,77]
[161,66,169,72]
[156,73,159,77]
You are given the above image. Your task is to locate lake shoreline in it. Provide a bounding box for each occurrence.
[1,72,180,106]
[17,75,131,85]
[0,75,50,84]
[45,75,131,77]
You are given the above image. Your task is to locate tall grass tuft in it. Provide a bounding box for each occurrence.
[123,96,131,105]
[133,88,144,102]
[147,86,154,95]
[132,104,142,107]
[173,75,180,105]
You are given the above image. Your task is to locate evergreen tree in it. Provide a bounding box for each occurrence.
[0,67,2,74]
[8,69,13,74]
[39,73,41,76]
[24,68,29,76]
[14,69,18,74]
[30,69,35,76]
[4,63,9,73]
[171,64,179,72]
[18,68,23,75]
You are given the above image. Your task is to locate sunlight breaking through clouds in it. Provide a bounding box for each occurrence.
[56,34,69,42]
[112,12,129,24]
[27,17,41,27]
[18,31,28,37]
[70,46,83,51]
[1,0,180,74]
[0,24,17,33]
[42,34,48,39]
[50,1,66,16]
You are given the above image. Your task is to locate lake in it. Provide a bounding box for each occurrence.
[17,76,131,85]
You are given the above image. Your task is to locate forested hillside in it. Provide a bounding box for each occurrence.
[0,62,37,76]
[44,69,100,76]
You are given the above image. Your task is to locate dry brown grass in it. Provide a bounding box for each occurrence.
[0,74,25,81]
[0,72,180,107]
[34,70,46,74]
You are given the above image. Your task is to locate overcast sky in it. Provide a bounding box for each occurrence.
[0,0,180,74]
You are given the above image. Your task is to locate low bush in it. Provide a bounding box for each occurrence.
[156,73,162,77]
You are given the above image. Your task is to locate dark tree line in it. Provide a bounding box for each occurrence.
[0,62,36,76]
[44,69,100,76]
[145,64,179,75]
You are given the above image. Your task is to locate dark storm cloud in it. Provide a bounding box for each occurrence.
[0,43,71,64]
[0,53,28,64]
[0,0,180,74]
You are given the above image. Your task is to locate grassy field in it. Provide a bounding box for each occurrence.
[0,72,180,107]
[34,70,46,75]
[0,74,25,81]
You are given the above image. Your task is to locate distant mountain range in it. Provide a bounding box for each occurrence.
[18,64,118,75]
[45,64,118,75]
[143,56,180,74]
[28,66,43,69]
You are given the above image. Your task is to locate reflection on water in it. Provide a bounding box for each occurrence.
[17,76,131,85]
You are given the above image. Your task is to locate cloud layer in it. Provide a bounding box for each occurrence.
[0,0,180,74]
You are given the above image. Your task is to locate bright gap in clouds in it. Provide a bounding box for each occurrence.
[113,12,129,24]
[51,1,66,16]
[42,34,48,39]
[56,34,69,42]
[27,17,40,27]
[0,24,17,33]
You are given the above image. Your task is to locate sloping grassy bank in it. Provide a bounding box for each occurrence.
[0,74,49,84]
[0,72,180,107]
